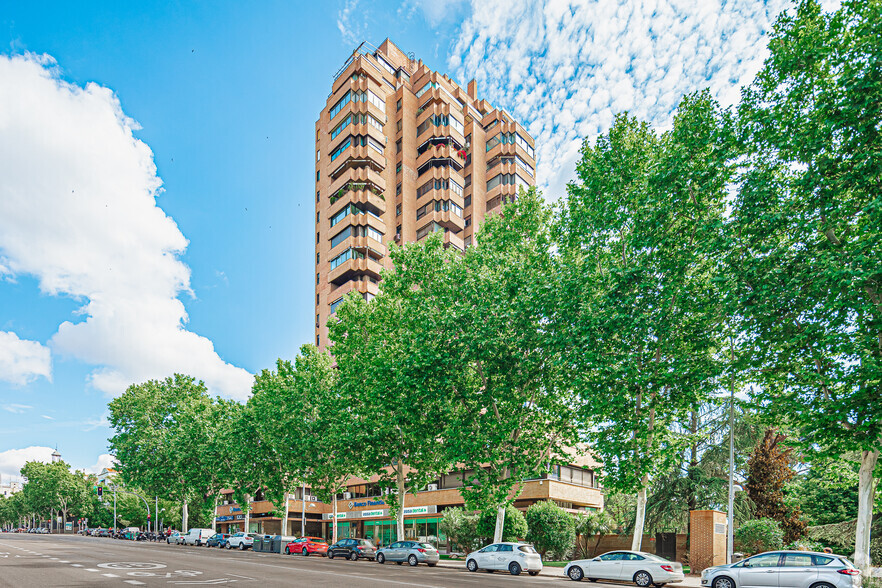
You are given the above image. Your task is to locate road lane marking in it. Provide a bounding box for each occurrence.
[85,568,100,571]
[229,558,440,587]
[124,582,146,586]
[59,560,70,563]
[102,573,120,577]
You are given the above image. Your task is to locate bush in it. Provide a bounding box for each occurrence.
[476,505,528,543]
[439,507,482,553]
[784,539,826,552]
[526,500,576,560]
[735,518,784,555]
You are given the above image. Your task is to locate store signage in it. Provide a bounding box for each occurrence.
[347,499,385,509]
[403,506,433,515]
[360,510,384,518]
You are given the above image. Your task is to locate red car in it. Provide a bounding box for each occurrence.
[285,536,329,556]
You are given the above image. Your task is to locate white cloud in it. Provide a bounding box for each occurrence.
[2,403,33,414]
[0,53,253,400]
[447,0,793,201]
[83,453,116,475]
[0,331,52,385]
[402,0,469,26]
[338,0,366,46]
[0,446,55,481]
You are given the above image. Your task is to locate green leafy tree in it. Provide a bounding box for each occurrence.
[450,189,580,542]
[108,374,232,531]
[734,518,784,555]
[575,510,613,559]
[477,505,528,543]
[525,501,577,559]
[558,91,733,550]
[439,506,482,553]
[731,0,882,570]
[330,240,458,542]
[746,429,807,543]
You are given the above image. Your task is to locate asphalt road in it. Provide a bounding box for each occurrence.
[0,533,574,587]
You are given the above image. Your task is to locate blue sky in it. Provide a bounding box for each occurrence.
[0,0,802,479]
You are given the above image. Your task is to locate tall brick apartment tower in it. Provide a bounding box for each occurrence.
[314,39,536,348]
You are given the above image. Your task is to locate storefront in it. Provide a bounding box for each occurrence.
[322,506,448,551]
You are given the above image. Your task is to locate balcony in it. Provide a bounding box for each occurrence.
[329,152,386,185]
[417,140,466,171]
[329,255,384,287]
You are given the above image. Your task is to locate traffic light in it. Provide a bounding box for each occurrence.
[97,486,103,498]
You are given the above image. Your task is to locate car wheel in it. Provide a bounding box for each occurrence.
[328,551,334,559]
[225,543,231,549]
[239,543,245,551]
[467,559,479,572]
[408,554,418,567]
[302,547,308,556]
[509,562,522,576]
[377,553,385,564]
[349,551,358,561]
[568,566,585,581]
[635,571,653,587]
[712,577,735,588]
[529,571,540,576]
[284,547,290,555]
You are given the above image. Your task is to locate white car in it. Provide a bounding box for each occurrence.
[226,532,261,550]
[466,542,543,576]
[565,550,685,586]
[701,551,861,588]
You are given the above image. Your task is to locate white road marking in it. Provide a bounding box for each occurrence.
[85,568,100,571]
[124,582,146,586]
[59,560,70,563]
[71,563,83,567]
[102,573,120,577]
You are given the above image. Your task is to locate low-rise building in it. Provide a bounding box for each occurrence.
[214,457,602,551]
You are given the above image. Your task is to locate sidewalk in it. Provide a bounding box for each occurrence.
[436,559,702,585]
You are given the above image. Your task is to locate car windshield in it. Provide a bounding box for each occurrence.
[518,545,537,554]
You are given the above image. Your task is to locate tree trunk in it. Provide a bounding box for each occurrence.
[631,475,649,551]
[332,499,338,544]
[854,448,879,574]
[182,501,189,532]
[493,505,506,543]
[396,461,406,542]
[282,490,290,537]
[212,495,218,532]
[243,496,249,534]
[62,507,68,534]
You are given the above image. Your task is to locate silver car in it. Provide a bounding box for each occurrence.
[466,542,543,576]
[701,551,861,588]
[375,541,440,566]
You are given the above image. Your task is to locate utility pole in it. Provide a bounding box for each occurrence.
[113,489,117,532]
[155,497,158,534]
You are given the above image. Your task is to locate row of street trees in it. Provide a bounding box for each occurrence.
[103,0,878,570]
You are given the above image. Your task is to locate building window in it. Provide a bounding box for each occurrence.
[316,190,320,202]
[316,232,320,244]
[316,272,320,285]
[316,293,320,305]
[316,252,320,264]
[487,172,529,191]
[316,313,320,328]
[464,236,472,247]
[316,334,320,346]
[330,297,344,314]
[465,216,471,227]
[464,195,472,207]
[329,247,366,271]
[316,170,320,182]
[329,91,351,120]
[396,98,402,111]
[465,174,472,187]
[396,183,401,196]
[396,139,402,153]
[396,162,402,174]
[316,212,320,224]
[397,120,402,132]
[396,204,401,216]
[330,137,351,161]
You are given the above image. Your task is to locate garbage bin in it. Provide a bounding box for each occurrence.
[252,536,266,552]
[268,535,283,553]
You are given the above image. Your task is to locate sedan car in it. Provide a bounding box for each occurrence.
[376,541,440,567]
[206,533,230,548]
[701,551,861,588]
[466,542,543,576]
[285,536,328,556]
[566,551,685,586]
[327,538,377,561]
[166,531,185,545]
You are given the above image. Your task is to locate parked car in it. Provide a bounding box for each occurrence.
[701,551,861,588]
[39,527,50,534]
[376,541,440,567]
[327,538,377,561]
[285,536,328,556]
[167,531,184,545]
[466,542,543,576]
[226,532,261,550]
[206,533,230,548]
[181,528,214,546]
[565,551,685,585]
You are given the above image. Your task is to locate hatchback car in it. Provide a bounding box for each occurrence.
[466,542,543,576]
[376,541,440,567]
[327,538,377,561]
[566,551,685,585]
[701,551,861,588]
[167,531,184,545]
[285,536,328,556]
[225,532,261,550]
[206,533,230,547]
